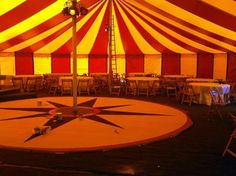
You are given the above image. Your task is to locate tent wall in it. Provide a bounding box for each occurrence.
[51,54,71,73]
[213,53,227,80]
[227,52,236,82]
[0,53,236,81]
[162,53,180,75]
[180,54,197,77]
[15,52,34,75]
[197,53,214,78]
[0,55,15,75]
[144,55,162,75]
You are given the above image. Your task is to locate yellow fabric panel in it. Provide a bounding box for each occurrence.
[77,57,88,75]
[213,53,227,80]
[34,56,51,74]
[70,57,88,75]
[77,0,108,54]
[112,4,125,55]
[116,55,126,75]
[180,54,197,77]
[116,1,158,54]
[0,56,15,75]
[144,55,162,75]
[0,0,25,16]
[0,0,66,43]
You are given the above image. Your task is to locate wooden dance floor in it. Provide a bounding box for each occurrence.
[0,97,192,153]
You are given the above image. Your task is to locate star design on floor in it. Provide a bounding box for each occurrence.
[0,98,171,142]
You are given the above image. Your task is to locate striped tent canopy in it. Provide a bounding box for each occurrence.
[0,0,236,80]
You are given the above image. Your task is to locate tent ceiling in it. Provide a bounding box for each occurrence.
[0,0,236,55]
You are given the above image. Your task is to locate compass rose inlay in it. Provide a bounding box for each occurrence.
[0,97,192,152]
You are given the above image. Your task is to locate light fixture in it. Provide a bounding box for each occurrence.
[62,0,88,16]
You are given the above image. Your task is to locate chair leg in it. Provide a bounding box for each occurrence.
[223,130,236,158]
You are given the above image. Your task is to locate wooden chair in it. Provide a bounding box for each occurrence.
[125,80,137,96]
[25,77,37,92]
[61,78,73,95]
[137,80,150,96]
[78,79,90,95]
[228,82,236,103]
[164,79,178,99]
[109,78,121,96]
[48,77,59,95]
[181,84,199,106]
[149,80,161,96]
[12,77,24,92]
[208,87,225,119]
[223,114,236,158]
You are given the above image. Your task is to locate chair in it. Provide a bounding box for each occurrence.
[78,79,90,95]
[223,114,236,158]
[149,80,161,96]
[48,77,59,95]
[181,84,199,106]
[164,79,178,99]
[35,76,43,91]
[137,80,150,96]
[61,78,73,95]
[12,77,24,92]
[228,82,236,103]
[208,87,225,119]
[125,80,137,96]
[109,77,121,96]
[25,77,37,92]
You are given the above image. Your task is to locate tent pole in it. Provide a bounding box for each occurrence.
[72,1,78,113]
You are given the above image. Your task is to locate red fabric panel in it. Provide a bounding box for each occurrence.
[0,0,56,32]
[162,53,180,75]
[15,52,34,75]
[89,55,107,73]
[227,52,236,82]
[197,53,214,78]
[89,0,109,55]
[126,55,144,73]
[167,0,236,31]
[51,54,70,73]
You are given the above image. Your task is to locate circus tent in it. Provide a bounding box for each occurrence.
[0,0,236,81]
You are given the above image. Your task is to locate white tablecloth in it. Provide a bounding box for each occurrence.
[127,77,160,87]
[189,82,230,105]
[186,78,218,83]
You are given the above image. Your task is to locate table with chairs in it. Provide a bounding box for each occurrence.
[126,77,160,96]
[188,82,230,106]
[58,76,94,95]
[12,75,43,92]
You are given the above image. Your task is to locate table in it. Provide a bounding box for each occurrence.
[58,76,93,86]
[13,75,43,91]
[186,78,219,83]
[128,73,154,77]
[163,75,191,79]
[127,77,160,87]
[189,82,230,105]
